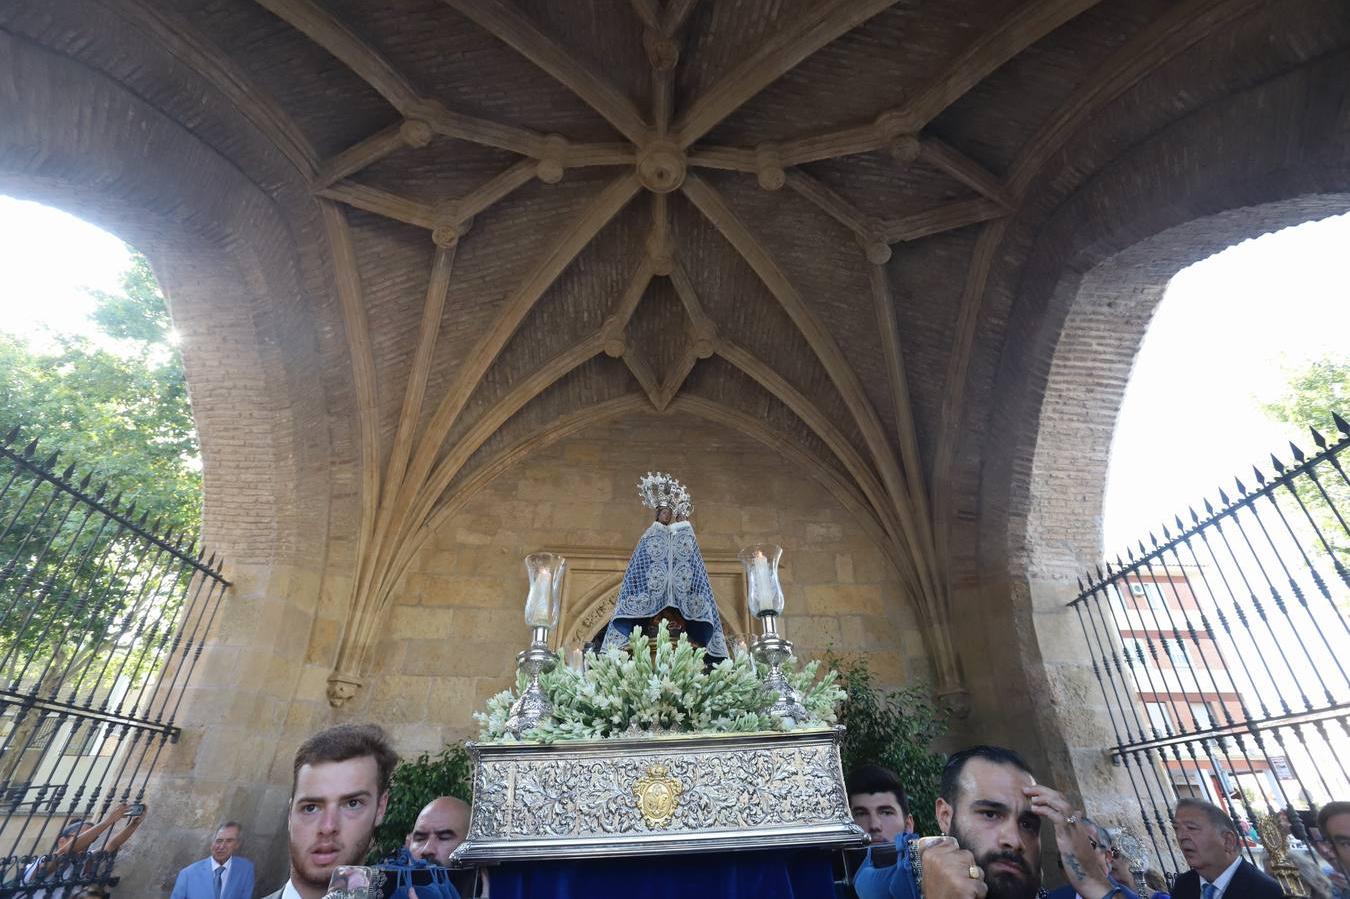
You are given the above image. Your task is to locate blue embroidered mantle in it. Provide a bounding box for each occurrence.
[601,520,729,660]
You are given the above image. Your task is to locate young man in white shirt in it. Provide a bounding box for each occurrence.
[262,723,398,899]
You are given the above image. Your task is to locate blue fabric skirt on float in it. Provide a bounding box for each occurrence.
[486,849,837,899]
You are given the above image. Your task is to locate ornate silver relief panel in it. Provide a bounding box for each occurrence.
[452,727,866,863]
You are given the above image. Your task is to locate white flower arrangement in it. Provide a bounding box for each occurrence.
[476,619,846,742]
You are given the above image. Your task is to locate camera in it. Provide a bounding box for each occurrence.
[324,864,449,899]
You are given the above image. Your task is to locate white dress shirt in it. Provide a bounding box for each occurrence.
[213,855,234,896]
[281,881,304,899]
[1201,854,1244,898]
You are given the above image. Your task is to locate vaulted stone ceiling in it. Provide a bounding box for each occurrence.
[6,0,1344,705]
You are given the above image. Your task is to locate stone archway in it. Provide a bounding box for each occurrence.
[0,25,338,888]
[954,45,1350,811]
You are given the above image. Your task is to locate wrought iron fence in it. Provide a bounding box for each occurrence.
[0,428,229,896]
[1070,413,1349,888]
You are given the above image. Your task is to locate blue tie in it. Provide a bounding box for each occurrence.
[213,864,223,899]
[1202,883,1218,899]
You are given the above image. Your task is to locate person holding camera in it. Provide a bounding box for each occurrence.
[854,745,1133,899]
[19,801,146,897]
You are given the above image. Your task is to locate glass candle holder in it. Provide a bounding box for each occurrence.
[739,544,784,617]
[523,552,566,630]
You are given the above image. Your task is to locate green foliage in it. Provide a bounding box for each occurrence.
[0,251,200,693]
[1262,356,1349,571]
[0,252,200,535]
[372,745,474,860]
[477,620,846,742]
[826,653,948,834]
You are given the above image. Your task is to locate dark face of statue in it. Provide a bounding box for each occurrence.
[655,506,673,524]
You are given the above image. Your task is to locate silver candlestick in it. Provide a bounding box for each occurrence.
[753,612,808,723]
[506,625,557,737]
[740,544,807,723]
[505,552,566,737]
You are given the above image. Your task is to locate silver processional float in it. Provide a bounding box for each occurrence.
[450,472,866,863]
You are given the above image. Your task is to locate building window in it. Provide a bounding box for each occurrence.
[1165,638,1193,669]
[1130,581,1168,611]
[1145,702,1173,735]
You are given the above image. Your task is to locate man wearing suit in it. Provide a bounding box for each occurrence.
[170,821,255,899]
[1170,798,1282,899]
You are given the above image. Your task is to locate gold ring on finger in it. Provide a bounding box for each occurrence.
[1065,814,1079,825]
[969,865,983,879]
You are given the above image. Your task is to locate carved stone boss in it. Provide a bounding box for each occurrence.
[451,727,865,863]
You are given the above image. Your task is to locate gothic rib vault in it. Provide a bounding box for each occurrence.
[14,0,1331,710]
[279,0,1071,707]
[226,0,1270,708]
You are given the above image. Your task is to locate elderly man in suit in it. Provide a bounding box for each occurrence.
[170,821,254,899]
[1170,798,1281,899]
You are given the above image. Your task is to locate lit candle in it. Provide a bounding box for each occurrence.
[525,567,553,628]
[750,551,773,612]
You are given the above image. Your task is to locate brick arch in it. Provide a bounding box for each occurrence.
[953,48,1350,810]
[0,27,339,888]
[0,28,330,569]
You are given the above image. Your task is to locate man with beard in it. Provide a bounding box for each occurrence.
[407,796,483,897]
[263,723,399,899]
[854,745,1125,899]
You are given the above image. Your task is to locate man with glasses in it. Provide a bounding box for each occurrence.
[1319,803,1350,899]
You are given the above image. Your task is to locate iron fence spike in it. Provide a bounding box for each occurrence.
[1218,487,1231,505]
[1290,441,1306,462]
[78,471,92,489]
[1175,514,1185,530]
[1252,465,1266,485]
[2,425,19,445]
[1271,453,1286,473]
[1096,564,1105,580]
[1234,477,1246,495]
[1149,532,1159,547]
[1334,411,1349,437]
[1190,506,1200,524]
[1162,523,1172,540]
[94,481,108,500]
[1077,576,1085,591]
[1310,425,1327,449]
[23,437,37,457]
[42,450,59,470]
[137,509,149,526]
[1204,498,1215,516]
[61,462,76,481]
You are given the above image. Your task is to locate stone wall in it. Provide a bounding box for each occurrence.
[328,412,932,756]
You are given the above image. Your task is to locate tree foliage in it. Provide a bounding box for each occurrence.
[0,251,201,719]
[1262,355,1349,570]
[826,653,948,835]
[373,746,474,860]
[0,252,201,536]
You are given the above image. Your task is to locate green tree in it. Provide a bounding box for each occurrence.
[826,654,948,834]
[0,251,201,784]
[0,252,201,535]
[1262,356,1349,572]
[373,746,473,860]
